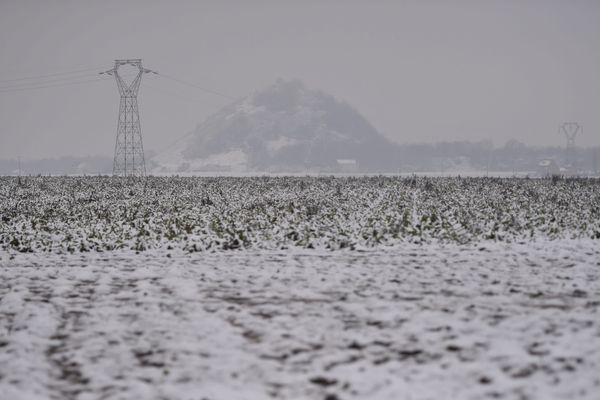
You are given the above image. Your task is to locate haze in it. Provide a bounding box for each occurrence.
[0,0,599,160]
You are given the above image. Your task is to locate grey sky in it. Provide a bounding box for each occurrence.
[0,0,599,159]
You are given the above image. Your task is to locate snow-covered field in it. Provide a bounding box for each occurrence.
[2,242,600,400]
[1,177,599,399]
[2,176,600,252]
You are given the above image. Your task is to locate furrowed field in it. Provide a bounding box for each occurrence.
[2,176,600,253]
[1,176,600,400]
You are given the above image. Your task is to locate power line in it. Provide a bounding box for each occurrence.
[0,71,102,90]
[143,82,226,108]
[156,73,236,100]
[0,64,237,103]
[0,77,111,93]
[0,61,103,76]
[0,67,101,84]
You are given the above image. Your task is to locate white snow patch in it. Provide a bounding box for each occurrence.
[225,100,266,120]
[265,136,300,153]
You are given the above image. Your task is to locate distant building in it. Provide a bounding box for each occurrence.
[537,159,559,177]
[336,159,358,173]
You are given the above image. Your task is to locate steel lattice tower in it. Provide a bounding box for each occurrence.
[101,59,156,176]
[559,122,581,167]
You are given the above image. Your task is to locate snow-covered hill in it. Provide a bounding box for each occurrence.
[153,79,399,173]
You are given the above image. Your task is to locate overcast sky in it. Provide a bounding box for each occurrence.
[0,0,599,159]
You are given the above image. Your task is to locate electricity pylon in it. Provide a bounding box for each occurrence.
[559,122,581,167]
[101,59,156,176]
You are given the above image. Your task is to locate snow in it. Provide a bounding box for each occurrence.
[150,79,388,173]
[5,176,599,254]
[266,136,300,154]
[227,99,267,119]
[195,149,248,170]
[153,144,248,173]
[1,176,599,398]
[1,239,599,399]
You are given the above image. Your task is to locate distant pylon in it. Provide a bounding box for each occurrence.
[101,59,156,176]
[559,122,581,167]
